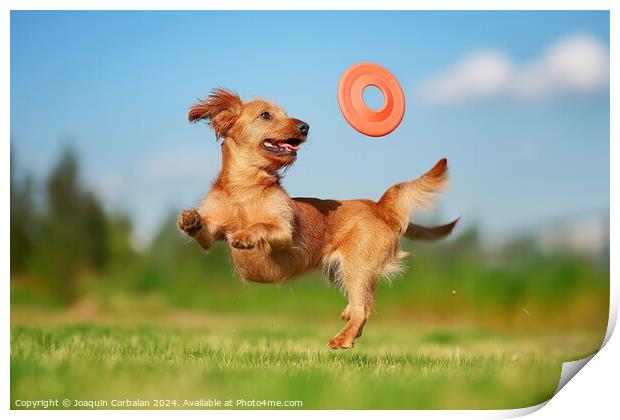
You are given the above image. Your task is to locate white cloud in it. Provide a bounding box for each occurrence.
[421,33,609,105]
[422,51,513,104]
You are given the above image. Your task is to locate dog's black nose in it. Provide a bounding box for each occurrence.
[295,120,309,135]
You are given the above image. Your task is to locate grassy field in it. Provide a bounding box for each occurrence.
[10,308,604,410]
[10,237,609,409]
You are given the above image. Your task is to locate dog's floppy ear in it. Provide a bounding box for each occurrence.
[188,88,242,139]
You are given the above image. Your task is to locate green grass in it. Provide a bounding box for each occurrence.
[10,311,604,410]
[10,239,609,409]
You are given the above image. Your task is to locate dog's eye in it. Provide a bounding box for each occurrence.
[260,112,272,120]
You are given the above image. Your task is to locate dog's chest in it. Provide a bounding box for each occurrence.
[223,200,272,232]
[217,190,291,230]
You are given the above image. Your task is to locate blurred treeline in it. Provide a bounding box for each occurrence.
[10,147,610,333]
[10,147,136,303]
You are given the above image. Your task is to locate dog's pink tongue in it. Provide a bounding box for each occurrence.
[282,143,300,151]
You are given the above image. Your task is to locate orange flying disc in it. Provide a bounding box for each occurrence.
[338,62,406,137]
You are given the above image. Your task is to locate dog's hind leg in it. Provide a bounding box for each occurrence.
[328,270,378,349]
[325,219,398,349]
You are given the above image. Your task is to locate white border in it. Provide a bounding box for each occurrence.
[3,1,616,418]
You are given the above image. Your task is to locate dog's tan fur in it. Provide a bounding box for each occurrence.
[178,89,457,349]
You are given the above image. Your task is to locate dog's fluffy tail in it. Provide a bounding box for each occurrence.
[378,158,449,231]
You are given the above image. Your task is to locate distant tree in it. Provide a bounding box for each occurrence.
[36,148,80,300]
[10,148,36,274]
[46,148,81,222]
[81,191,107,270]
[36,147,109,301]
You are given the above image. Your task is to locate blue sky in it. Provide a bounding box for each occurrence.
[10,11,610,244]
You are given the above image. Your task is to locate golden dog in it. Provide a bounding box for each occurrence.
[178,88,457,349]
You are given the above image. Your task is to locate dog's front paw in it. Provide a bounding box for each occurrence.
[229,230,259,250]
[178,209,203,237]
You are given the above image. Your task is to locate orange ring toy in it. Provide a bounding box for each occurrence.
[338,62,406,137]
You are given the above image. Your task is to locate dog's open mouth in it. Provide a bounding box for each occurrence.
[262,138,304,156]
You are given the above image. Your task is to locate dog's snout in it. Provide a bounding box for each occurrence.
[295,119,309,136]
